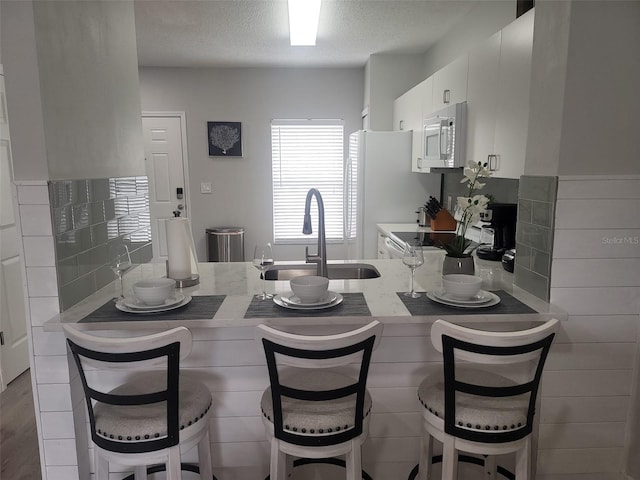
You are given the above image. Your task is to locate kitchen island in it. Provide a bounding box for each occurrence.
[40,253,565,480]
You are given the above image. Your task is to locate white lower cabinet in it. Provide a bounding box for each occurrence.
[466,9,534,178]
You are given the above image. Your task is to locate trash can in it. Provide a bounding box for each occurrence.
[206,227,245,262]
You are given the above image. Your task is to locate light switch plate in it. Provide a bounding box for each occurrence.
[200,182,212,194]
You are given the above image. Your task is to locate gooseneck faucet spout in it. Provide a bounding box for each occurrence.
[303,188,328,278]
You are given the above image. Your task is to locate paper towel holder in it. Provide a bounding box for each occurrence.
[165,261,200,287]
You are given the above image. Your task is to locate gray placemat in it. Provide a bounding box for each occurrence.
[397,290,536,316]
[79,295,226,323]
[244,293,371,318]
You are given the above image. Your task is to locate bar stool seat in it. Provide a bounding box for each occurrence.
[94,371,211,444]
[418,369,528,434]
[260,370,373,436]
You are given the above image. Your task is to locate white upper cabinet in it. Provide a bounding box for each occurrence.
[466,9,534,178]
[432,53,469,111]
[393,77,433,172]
[466,30,502,169]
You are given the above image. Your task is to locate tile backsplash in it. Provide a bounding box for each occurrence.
[49,177,152,310]
[514,175,558,300]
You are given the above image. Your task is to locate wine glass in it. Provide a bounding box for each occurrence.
[108,243,132,301]
[253,243,274,300]
[402,241,424,298]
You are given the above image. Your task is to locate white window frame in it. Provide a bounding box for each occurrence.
[271,119,345,244]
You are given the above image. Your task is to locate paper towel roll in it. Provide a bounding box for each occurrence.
[166,217,194,280]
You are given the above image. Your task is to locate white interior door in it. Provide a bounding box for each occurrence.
[0,69,30,390]
[142,115,189,262]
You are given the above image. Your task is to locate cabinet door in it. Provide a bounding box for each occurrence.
[466,31,501,167]
[493,9,534,179]
[432,53,469,111]
[393,80,429,172]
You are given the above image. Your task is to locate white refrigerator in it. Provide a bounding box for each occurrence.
[344,130,439,259]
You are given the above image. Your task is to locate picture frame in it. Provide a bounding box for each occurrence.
[208,121,243,157]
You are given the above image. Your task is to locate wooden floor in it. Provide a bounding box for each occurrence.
[1,370,41,480]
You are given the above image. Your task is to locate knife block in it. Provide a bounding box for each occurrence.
[430,209,457,231]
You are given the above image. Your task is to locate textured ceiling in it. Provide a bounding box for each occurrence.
[134,0,478,68]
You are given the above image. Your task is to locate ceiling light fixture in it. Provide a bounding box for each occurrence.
[288,0,321,46]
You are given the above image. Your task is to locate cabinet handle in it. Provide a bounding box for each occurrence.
[488,154,498,171]
[443,89,451,104]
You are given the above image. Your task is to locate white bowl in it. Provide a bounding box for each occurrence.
[290,275,329,303]
[132,278,176,305]
[442,274,482,300]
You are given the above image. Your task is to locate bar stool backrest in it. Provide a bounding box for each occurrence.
[430,319,559,444]
[255,321,383,448]
[63,325,193,455]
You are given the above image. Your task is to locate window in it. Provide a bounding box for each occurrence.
[271,119,344,243]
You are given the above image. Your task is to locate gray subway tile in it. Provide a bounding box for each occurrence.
[531,248,551,277]
[91,222,109,247]
[53,206,73,235]
[518,176,558,202]
[60,273,97,311]
[516,223,553,252]
[115,177,137,195]
[72,204,90,229]
[514,242,532,269]
[136,176,149,195]
[57,257,78,286]
[89,179,111,202]
[531,201,553,228]
[77,244,108,276]
[517,200,533,224]
[95,264,116,291]
[89,201,105,225]
[114,197,129,217]
[104,199,116,221]
[56,231,81,260]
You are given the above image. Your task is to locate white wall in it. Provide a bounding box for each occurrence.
[32,1,145,180]
[523,1,640,477]
[558,1,640,176]
[365,53,425,131]
[2,0,145,181]
[1,0,49,181]
[139,67,364,262]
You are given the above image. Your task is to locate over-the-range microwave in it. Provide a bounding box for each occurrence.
[416,101,467,172]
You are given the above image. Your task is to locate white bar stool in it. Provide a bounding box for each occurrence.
[255,321,383,480]
[410,318,559,480]
[63,325,215,480]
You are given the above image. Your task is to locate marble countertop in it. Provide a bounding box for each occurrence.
[45,253,566,332]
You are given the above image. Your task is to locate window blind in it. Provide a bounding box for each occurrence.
[271,119,344,243]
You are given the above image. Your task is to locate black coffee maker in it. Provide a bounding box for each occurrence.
[476,203,517,261]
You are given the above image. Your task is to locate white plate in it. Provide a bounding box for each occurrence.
[427,291,500,309]
[116,295,192,314]
[273,292,344,310]
[123,293,186,311]
[432,290,493,305]
[279,291,338,307]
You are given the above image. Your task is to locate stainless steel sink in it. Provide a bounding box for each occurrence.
[264,263,381,280]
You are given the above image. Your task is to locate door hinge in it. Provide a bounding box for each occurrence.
[0,331,4,346]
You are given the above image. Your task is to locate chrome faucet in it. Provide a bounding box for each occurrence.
[303,188,328,278]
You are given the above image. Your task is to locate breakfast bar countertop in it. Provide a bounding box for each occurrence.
[43,253,566,332]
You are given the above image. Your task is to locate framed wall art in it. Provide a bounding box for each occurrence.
[208,121,243,157]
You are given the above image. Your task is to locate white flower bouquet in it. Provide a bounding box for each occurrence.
[442,161,492,258]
